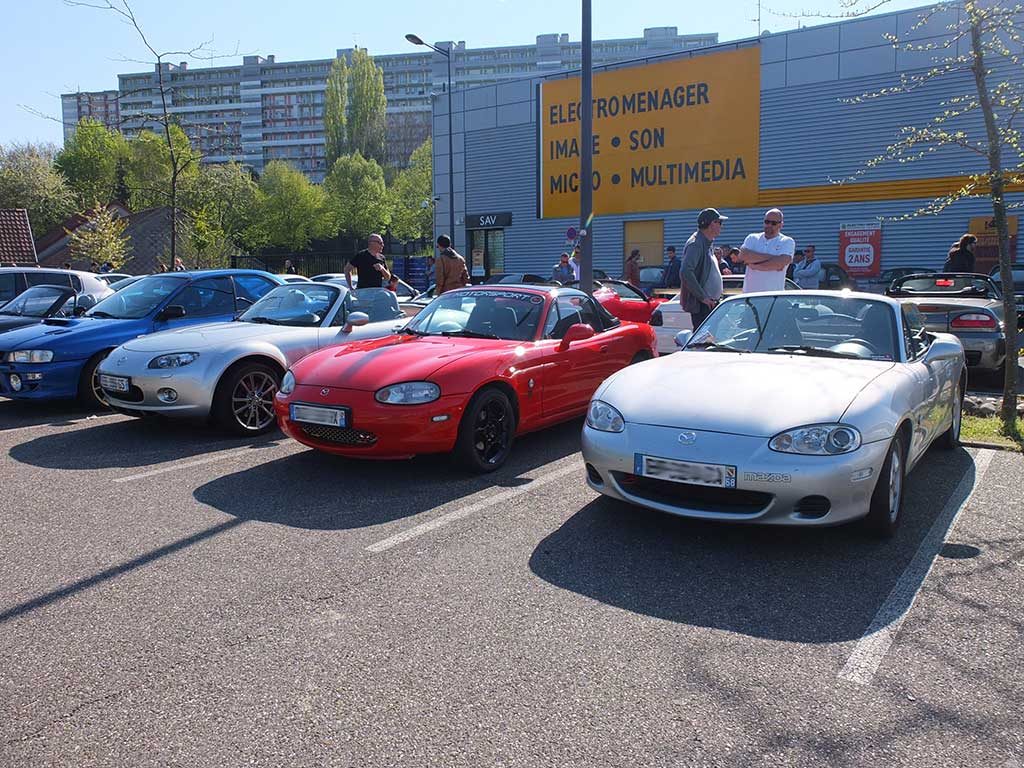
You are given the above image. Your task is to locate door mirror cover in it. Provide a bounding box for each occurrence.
[558,323,595,350]
[159,305,186,321]
[342,311,370,333]
[675,330,693,348]
[924,335,962,364]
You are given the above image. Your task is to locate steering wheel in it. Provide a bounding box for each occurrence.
[836,338,880,354]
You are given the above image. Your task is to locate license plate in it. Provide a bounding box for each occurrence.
[290,403,347,428]
[99,374,130,393]
[635,454,737,488]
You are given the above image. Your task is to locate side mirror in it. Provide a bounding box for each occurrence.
[342,311,370,333]
[675,330,693,349]
[73,305,88,317]
[158,305,186,321]
[557,323,595,351]
[924,335,961,364]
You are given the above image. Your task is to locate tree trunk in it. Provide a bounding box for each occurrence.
[969,6,1018,430]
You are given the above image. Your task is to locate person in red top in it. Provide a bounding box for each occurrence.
[623,249,642,287]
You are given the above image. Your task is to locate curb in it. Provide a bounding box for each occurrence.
[960,439,1021,453]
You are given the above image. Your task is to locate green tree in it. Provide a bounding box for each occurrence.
[324,55,349,171]
[0,143,76,237]
[181,163,259,268]
[347,48,387,165]
[68,202,130,269]
[389,138,433,241]
[247,160,334,251]
[824,0,1023,429]
[54,118,129,207]
[125,125,200,212]
[324,152,391,238]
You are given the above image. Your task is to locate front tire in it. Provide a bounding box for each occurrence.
[455,387,516,473]
[939,382,962,450]
[78,352,112,410]
[214,362,281,436]
[864,433,906,538]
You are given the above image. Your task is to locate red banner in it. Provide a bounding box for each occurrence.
[839,222,882,277]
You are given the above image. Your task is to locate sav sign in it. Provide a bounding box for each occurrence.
[839,222,882,277]
[467,212,512,228]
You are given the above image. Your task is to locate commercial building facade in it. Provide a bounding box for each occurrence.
[435,4,1022,277]
[61,27,717,182]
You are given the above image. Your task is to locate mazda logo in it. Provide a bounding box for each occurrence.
[678,431,697,445]
[115,356,127,366]
[320,388,330,396]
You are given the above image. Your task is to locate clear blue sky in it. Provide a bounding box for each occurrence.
[2,0,927,147]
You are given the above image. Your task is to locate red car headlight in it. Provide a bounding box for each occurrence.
[375,381,440,405]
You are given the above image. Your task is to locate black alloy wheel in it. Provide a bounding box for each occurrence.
[457,387,515,472]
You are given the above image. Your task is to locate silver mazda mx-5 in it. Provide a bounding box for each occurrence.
[99,283,408,434]
[582,290,966,537]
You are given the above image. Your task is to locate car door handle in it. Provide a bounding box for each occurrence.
[600,345,610,353]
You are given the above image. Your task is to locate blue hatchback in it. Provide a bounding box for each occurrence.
[0,270,284,407]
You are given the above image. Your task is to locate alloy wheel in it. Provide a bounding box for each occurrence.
[888,445,903,524]
[231,370,278,431]
[473,399,511,465]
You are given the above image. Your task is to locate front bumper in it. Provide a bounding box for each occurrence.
[275,384,466,459]
[582,422,891,527]
[0,359,85,400]
[97,355,215,419]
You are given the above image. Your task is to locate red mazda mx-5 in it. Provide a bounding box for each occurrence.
[275,285,657,471]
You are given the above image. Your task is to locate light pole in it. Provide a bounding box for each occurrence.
[406,33,456,253]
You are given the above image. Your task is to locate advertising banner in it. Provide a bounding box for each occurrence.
[538,47,760,218]
[968,215,1018,274]
[839,222,882,277]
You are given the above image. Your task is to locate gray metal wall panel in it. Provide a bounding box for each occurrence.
[497,103,531,127]
[761,35,787,64]
[786,25,840,58]
[465,86,497,110]
[840,45,896,78]
[786,53,840,85]
[840,15,897,50]
[465,107,497,131]
[497,80,532,105]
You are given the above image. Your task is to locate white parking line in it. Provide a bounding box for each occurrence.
[0,412,122,435]
[838,448,995,686]
[112,443,284,484]
[366,461,582,553]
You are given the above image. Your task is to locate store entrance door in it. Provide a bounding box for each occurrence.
[469,228,506,281]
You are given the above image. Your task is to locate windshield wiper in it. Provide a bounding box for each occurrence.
[400,327,429,336]
[767,345,863,359]
[441,329,499,340]
[87,310,117,319]
[688,341,748,352]
[246,317,283,325]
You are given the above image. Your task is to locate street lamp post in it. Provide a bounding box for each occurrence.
[406,33,456,253]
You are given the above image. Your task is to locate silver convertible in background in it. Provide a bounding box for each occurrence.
[98,283,409,434]
[582,291,966,537]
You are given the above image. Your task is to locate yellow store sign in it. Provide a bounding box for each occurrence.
[539,47,760,218]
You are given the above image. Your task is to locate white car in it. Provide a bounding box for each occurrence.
[650,275,801,354]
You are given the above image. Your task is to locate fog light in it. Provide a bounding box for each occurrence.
[25,373,42,381]
[157,388,178,403]
[850,468,873,482]
[9,374,22,392]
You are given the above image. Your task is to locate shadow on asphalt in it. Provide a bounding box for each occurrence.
[0,399,104,432]
[528,445,978,644]
[7,416,275,469]
[192,419,585,530]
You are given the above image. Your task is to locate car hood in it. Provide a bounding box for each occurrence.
[600,352,895,437]
[292,334,513,390]
[0,315,40,334]
[0,316,146,353]
[121,321,303,352]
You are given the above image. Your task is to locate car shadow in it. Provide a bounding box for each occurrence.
[193,419,586,530]
[8,416,275,470]
[528,446,978,644]
[0,398,103,433]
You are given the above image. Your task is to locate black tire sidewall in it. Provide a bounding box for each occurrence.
[866,434,905,537]
[456,388,515,473]
[79,352,111,410]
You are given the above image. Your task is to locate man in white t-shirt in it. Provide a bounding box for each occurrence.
[736,208,796,293]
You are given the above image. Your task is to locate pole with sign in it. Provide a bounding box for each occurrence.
[579,0,593,295]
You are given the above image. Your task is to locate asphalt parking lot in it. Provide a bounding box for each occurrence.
[1,399,1022,767]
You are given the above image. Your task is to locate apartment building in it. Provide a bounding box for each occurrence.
[61,27,717,181]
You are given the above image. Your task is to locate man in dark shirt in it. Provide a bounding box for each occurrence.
[346,233,390,289]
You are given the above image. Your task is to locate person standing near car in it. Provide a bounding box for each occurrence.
[663,245,681,288]
[623,249,642,287]
[435,234,470,295]
[569,248,582,281]
[551,252,575,283]
[284,259,297,275]
[346,233,390,289]
[735,208,795,293]
[681,208,727,327]
[792,244,822,289]
[944,233,977,272]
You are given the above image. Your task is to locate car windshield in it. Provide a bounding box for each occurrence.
[343,287,404,323]
[0,285,72,318]
[893,275,999,297]
[86,275,187,319]
[239,283,340,326]
[639,266,664,281]
[686,294,900,361]
[405,289,545,341]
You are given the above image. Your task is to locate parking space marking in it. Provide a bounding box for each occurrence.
[366,461,582,553]
[838,448,995,686]
[112,443,284,484]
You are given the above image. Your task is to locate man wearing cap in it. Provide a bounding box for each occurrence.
[736,208,795,293]
[680,208,727,328]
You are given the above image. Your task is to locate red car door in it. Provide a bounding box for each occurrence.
[598,282,655,323]
[539,294,610,416]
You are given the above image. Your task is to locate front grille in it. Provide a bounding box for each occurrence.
[613,472,772,514]
[965,350,982,366]
[105,385,144,403]
[300,423,378,446]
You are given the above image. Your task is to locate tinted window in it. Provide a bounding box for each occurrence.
[546,294,603,339]
[601,282,646,300]
[233,274,277,308]
[0,273,18,304]
[408,289,544,341]
[241,284,339,327]
[174,277,236,318]
[26,272,73,289]
[0,286,70,318]
[88,275,187,319]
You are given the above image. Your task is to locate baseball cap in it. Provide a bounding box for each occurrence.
[697,208,728,228]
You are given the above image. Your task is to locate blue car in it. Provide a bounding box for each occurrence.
[0,270,284,407]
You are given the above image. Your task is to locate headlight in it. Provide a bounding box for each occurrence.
[147,352,199,369]
[6,350,54,363]
[375,381,440,405]
[586,399,625,433]
[769,424,861,455]
[280,370,296,395]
